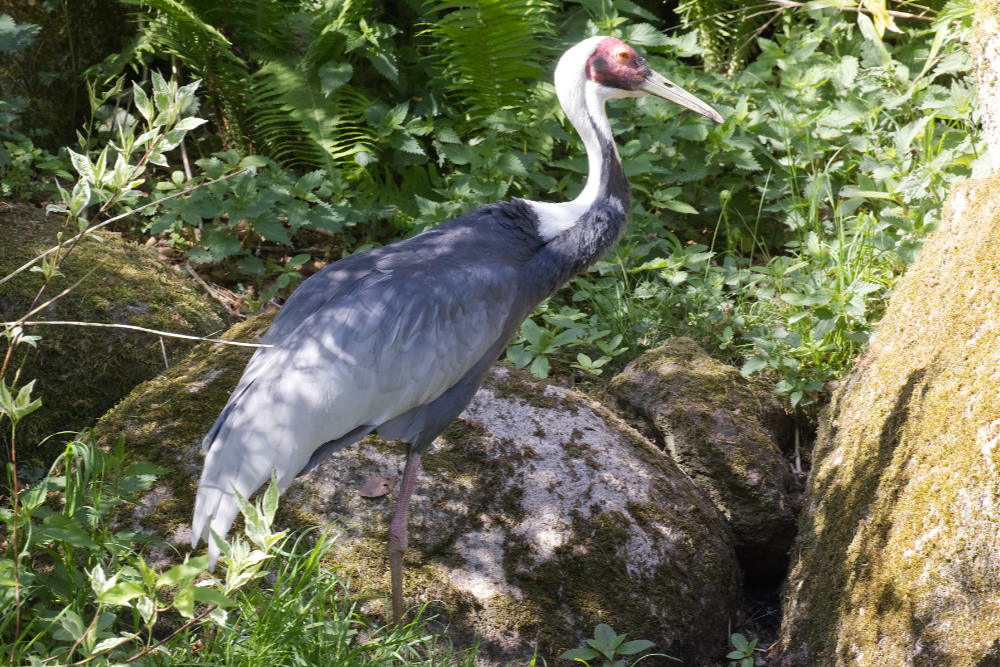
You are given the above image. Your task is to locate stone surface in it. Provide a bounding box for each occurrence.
[94,316,742,665]
[778,176,1000,665]
[0,203,227,464]
[610,338,798,580]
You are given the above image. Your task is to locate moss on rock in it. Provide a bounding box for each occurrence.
[610,337,798,580]
[778,176,1000,665]
[2,204,227,466]
[95,326,742,665]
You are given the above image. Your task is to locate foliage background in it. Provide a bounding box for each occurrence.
[3,0,984,414]
[0,0,988,662]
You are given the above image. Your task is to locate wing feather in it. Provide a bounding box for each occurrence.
[192,240,521,566]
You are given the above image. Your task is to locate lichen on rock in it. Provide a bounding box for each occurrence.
[778,176,1000,665]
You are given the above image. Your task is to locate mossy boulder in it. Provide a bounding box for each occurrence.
[777,176,1000,665]
[609,338,798,580]
[0,204,227,465]
[94,316,742,665]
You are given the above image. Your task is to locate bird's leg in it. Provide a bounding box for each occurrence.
[388,447,422,623]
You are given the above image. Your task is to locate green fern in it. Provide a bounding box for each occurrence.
[422,0,556,120]
[249,61,376,170]
[119,0,395,169]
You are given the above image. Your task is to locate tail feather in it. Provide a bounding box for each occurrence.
[191,417,278,568]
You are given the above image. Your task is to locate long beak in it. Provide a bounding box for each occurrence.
[639,70,723,123]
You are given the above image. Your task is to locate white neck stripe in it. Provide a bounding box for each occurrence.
[526,38,629,241]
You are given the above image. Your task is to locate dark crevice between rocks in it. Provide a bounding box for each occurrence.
[607,377,819,659]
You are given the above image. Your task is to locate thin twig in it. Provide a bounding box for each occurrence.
[17,265,102,324]
[9,424,20,667]
[183,262,239,313]
[64,607,103,663]
[2,321,271,348]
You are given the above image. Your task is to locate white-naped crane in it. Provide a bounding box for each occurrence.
[192,36,722,621]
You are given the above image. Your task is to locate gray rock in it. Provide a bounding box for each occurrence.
[610,337,798,579]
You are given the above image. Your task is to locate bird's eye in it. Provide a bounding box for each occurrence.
[616,50,630,63]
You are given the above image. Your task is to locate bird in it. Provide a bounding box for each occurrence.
[191,35,722,621]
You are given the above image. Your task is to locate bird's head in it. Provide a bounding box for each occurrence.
[556,36,723,123]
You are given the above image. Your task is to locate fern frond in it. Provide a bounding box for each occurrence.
[422,0,556,120]
[121,0,257,150]
[249,61,377,170]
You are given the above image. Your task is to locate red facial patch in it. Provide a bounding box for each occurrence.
[585,37,649,90]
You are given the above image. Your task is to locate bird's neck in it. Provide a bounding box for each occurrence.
[526,79,630,242]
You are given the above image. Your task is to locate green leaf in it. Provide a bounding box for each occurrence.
[319,62,353,96]
[529,355,549,378]
[174,116,208,132]
[618,639,654,655]
[38,514,99,550]
[19,478,50,512]
[157,555,209,588]
[592,623,620,649]
[0,14,40,54]
[172,585,196,618]
[559,647,600,661]
[392,134,425,156]
[53,609,87,642]
[68,149,95,183]
[98,581,145,606]
[261,473,280,524]
[91,635,134,655]
[252,217,292,245]
[366,50,398,83]
[741,356,768,377]
[192,585,234,607]
[69,178,92,216]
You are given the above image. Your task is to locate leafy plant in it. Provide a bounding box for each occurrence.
[423,0,555,121]
[507,302,629,379]
[1,437,476,664]
[559,622,678,665]
[727,632,765,666]
[674,0,769,74]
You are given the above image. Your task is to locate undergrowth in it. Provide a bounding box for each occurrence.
[0,0,986,662]
[0,437,476,665]
[3,1,984,411]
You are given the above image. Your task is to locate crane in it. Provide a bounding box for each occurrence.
[191,35,722,621]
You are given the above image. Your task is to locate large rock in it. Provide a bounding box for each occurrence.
[610,338,798,580]
[94,316,742,665]
[0,204,227,464]
[778,176,1000,665]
